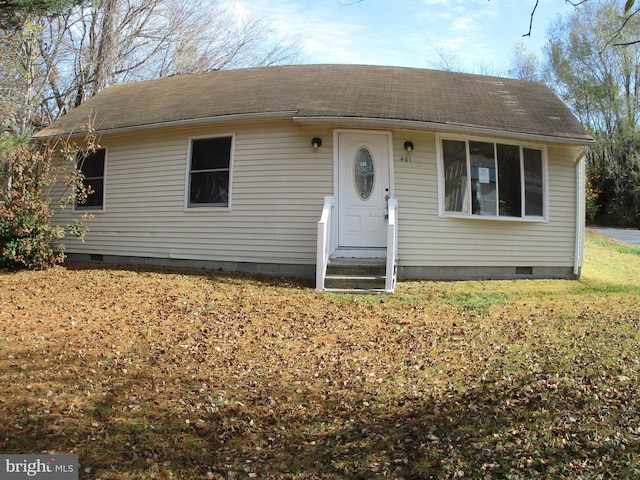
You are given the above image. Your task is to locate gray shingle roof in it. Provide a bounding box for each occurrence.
[35,64,592,143]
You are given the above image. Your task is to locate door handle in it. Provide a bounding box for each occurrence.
[385,190,390,219]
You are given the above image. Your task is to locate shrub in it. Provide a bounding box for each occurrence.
[585,167,601,224]
[0,134,91,269]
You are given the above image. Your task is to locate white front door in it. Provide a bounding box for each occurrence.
[338,132,391,248]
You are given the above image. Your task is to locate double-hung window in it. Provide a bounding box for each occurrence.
[75,148,106,211]
[439,137,546,220]
[188,136,233,209]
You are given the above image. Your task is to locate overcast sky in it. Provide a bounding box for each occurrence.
[229,0,576,74]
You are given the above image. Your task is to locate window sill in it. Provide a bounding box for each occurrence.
[74,207,105,214]
[440,212,548,223]
[185,205,231,212]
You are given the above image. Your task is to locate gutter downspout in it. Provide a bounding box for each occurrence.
[574,147,588,277]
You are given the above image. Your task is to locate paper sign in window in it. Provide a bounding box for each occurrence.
[478,167,490,184]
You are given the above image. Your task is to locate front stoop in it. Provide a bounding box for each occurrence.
[323,258,387,293]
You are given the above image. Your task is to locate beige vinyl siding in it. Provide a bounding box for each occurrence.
[394,131,581,268]
[56,121,334,265]
[54,120,582,273]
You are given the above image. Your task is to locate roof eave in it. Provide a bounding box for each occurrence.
[35,110,594,147]
[293,116,595,146]
[34,110,299,139]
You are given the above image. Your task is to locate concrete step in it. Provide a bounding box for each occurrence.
[322,287,387,294]
[326,258,386,275]
[324,258,387,291]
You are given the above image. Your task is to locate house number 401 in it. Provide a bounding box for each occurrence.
[400,155,412,163]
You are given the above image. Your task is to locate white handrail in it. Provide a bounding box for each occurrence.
[316,196,335,291]
[385,198,398,293]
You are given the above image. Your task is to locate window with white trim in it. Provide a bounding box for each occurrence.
[440,137,545,219]
[75,148,106,211]
[188,136,232,208]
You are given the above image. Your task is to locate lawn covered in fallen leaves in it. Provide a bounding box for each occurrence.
[1,232,639,479]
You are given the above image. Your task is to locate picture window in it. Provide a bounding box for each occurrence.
[440,138,545,219]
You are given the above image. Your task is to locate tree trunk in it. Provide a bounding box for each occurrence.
[93,0,118,96]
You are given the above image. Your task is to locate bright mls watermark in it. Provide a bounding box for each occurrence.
[1,455,78,479]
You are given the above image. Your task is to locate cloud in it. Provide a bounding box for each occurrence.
[226,0,367,64]
[220,0,549,73]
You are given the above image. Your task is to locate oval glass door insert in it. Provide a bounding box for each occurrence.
[354,147,374,201]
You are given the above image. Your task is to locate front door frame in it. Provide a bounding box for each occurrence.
[333,129,395,255]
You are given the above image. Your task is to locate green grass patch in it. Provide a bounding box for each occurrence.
[574,280,640,295]
[590,235,640,256]
[440,291,513,311]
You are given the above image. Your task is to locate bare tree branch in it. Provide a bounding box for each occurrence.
[522,0,540,38]
[1,0,302,134]
[521,0,589,38]
[610,7,640,48]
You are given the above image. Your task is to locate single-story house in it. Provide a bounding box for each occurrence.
[35,64,593,292]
